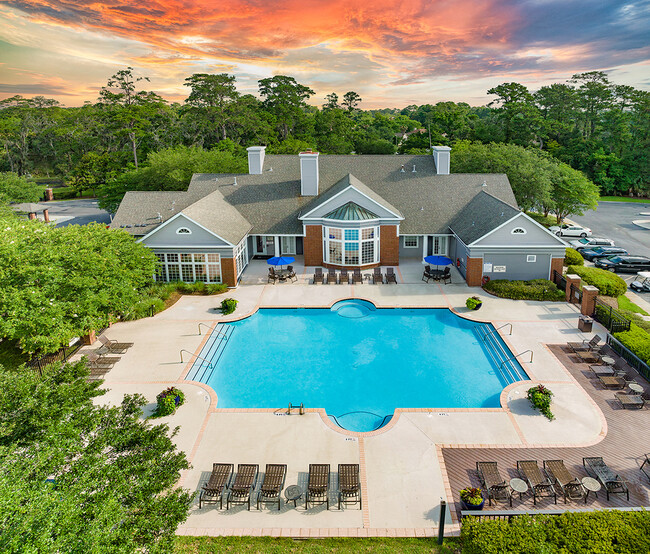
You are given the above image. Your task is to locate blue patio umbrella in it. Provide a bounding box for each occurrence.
[267,256,295,268]
[424,255,453,269]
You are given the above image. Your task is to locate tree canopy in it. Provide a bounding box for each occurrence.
[0,214,157,353]
[0,171,41,204]
[0,360,192,553]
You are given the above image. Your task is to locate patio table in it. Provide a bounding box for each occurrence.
[581,477,601,502]
[284,485,302,507]
[601,356,616,366]
[576,350,600,364]
[509,478,528,501]
[628,382,644,394]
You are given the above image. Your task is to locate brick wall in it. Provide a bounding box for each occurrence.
[221,257,237,287]
[550,257,564,280]
[380,225,399,266]
[303,225,323,266]
[466,257,483,286]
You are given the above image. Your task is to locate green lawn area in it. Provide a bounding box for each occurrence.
[524,211,557,228]
[174,537,461,553]
[618,294,650,316]
[599,196,650,204]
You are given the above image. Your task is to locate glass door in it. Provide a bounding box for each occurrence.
[280,236,296,255]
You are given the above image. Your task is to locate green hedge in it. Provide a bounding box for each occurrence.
[567,265,627,297]
[461,511,650,554]
[564,248,584,266]
[482,279,565,301]
[613,323,650,366]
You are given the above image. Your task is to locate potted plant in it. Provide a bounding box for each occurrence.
[151,386,186,418]
[221,298,238,315]
[527,384,554,421]
[459,487,485,510]
[466,296,483,310]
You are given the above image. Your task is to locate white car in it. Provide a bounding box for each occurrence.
[570,237,615,250]
[549,224,592,238]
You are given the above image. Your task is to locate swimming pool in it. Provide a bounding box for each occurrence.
[187,300,528,432]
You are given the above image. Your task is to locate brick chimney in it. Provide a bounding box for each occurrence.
[299,150,319,196]
[432,146,451,175]
[246,146,266,174]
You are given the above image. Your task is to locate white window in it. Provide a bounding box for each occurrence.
[176,227,192,234]
[527,255,536,263]
[511,227,527,235]
[234,240,248,278]
[323,225,379,266]
[403,236,419,248]
[154,252,221,283]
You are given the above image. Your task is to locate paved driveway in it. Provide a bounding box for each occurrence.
[44,198,112,227]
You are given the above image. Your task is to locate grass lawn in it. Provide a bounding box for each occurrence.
[174,537,461,553]
[599,196,650,204]
[618,295,650,316]
[525,212,557,228]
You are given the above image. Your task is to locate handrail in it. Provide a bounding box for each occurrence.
[287,402,304,415]
[180,349,213,369]
[474,326,518,384]
[481,323,513,342]
[198,322,214,335]
[499,349,533,371]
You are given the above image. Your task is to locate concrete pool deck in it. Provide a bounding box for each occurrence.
[81,261,621,537]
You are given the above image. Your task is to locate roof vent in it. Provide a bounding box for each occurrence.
[214,177,218,181]
[268,167,273,172]
[482,180,487,187]
[233,176,238,186]
[412,164,416,173]
[400,165,405,173]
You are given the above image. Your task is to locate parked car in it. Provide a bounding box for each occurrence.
[570,237,616,250]
[630,272,650,293]
[595,255,650,273]
[580,246,628,261]
[549,224,592,238]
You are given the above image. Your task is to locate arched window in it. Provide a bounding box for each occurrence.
[176,227,192,235]
[511,227,526,235]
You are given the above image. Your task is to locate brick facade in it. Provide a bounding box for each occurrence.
[466,257,483,287]
[550,257,564,280]
[221,257,237,287]
[303,225,323,266]
[379,225,399,266]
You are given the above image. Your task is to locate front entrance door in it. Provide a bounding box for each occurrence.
[256,236,267,255]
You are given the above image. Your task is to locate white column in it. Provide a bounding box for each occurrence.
[422,235,427,262]
[274,236,280,256]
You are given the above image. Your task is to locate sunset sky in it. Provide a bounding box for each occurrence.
[1,0,649,108]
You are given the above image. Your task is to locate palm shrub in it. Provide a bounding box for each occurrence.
[221,298,238,315]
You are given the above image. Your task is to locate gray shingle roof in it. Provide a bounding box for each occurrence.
[448,190,521,245]
[112,153,519,239]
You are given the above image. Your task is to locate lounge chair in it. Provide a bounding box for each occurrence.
[476,461,512,506]
[372,267,383,284]
[352,268,363,284]
[87,368,110,381]
[338,464,361,510]
[612,357,631,374]
[589,364,614,377]
[84,352,117,371]
[326,268,337,284]
[543,460,586,503]
[614,392,645,410]
[641,455,650,482]
[339,271,350,284]
[567,335,602,353]
[583,457,629,501]
[98,335,133,354]
[199,463,233,509]
[227,464,259,510]
[441,266,451,284]
[306,464,330,509]
[597,374,626,389]
[86,351,120,365]
[517,460,557,505]
[386,267,397,284]
[257,464,287,510]
[575,350,601,364]
[422,265,434,283]
[313,267,324,284]
[286,265,298,283]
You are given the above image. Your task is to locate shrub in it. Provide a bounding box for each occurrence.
[460,487,484,506]
[527,384,554,420]
[613,323,650,366]
[482,279,565,301]
[567,265,627,297]
[221,298,238,315]
[564,248,584,266]
[466,297,482,310]
[461,511,650,554]
[151,386,185,418]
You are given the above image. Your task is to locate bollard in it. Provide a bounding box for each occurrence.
[437,500,446,545]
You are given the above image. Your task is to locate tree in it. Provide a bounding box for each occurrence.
[258,76,315,139]
[569,71,613,139]
[546,162,600,223]
[342,91,362,112]
[0,215,158,353]
[323,93,340,110]
[0,360,192,552]
[487,82,542,146]
[183,73,239,142]
[0,172,41,204]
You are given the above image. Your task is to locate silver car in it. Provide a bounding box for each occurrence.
[570,237,615,251]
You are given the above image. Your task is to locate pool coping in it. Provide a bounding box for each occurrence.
[178,297,538,439]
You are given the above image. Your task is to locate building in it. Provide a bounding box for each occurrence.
[110,146,567,287]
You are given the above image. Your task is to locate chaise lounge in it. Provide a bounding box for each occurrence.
[476,461,512,506]
[543,459,586,503]
[386,267,397,284]
[338,464,361,510]
[313,267,324,284]
[614,392,645,410]
[567,335,602,354]
[256,464,287,511]
[98,335,134,354]
[226,464,259,510]
[199,463,234,509]
[85,351,119,370]
[339,270,350,284]
[352,268,363,284]
[372,267,383,284]
[517,460,557,505]
[326,268,338,284]
[583,456,629,501]
[306,464,330,509]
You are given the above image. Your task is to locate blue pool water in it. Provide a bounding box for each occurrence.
[188,300,528,432]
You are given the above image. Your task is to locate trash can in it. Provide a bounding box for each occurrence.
[578,316,593,333]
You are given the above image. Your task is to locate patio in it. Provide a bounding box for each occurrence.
[77,262,649,537]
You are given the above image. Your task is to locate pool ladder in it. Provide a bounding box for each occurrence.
[287,403,305,415]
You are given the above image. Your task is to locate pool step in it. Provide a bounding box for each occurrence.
[473,325,526,385]
[187,324,234,382]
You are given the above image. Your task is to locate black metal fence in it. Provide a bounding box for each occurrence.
[592,297,631,333]
[552,270,567,292]
[27,341,83,375]
[606,334,650,382]
[569,283,582,305]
